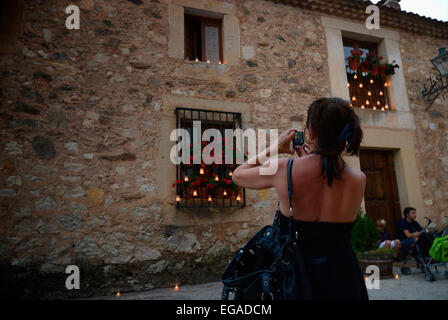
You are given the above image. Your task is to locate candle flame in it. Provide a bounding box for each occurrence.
[193,190,198,197]
[223,190,227,197]
[184,176,189,182]
[229,171,232,176]
[116,292,120,297]
[200,168,204,175]
[236,195,241,201]
[176,195,181,202]
[394,274,400,280]
[174,284,179,290]
[208,196,213,202]
[215,176,219,181]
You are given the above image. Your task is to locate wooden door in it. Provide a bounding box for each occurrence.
[360,150,402,237]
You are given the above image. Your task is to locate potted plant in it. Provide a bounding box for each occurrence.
[351,211,395,279]
[347,49,363,71]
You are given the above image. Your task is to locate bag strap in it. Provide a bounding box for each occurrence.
[287,158,294,217]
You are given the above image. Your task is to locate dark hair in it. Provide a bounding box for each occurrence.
[403,207,416,218]
[305,97,363,187]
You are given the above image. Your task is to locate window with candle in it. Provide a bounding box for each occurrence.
[174,107,245,208]
[343,39,392,111]
[184,12,223,64]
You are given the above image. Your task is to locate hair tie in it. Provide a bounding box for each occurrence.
[337,123,351,141]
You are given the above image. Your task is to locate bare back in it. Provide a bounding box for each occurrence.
[275,154,366,223]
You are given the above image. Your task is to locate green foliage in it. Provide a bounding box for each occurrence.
[351,211,379,254]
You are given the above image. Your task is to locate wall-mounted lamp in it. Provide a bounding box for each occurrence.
[422,47,448,111]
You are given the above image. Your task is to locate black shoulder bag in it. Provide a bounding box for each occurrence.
[221,158,312,300]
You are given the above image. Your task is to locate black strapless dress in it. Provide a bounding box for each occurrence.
[275,210,369,300]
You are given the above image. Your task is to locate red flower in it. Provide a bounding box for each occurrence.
[172,183,175,187]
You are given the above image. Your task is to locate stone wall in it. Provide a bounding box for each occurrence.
[0,0,446,299]
[398,31,448,223]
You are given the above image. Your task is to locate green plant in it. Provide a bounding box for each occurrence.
[351,211,379,254]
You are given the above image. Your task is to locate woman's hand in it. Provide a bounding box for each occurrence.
[274,129,296,155]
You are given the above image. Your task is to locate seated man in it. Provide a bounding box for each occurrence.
[376,219,401,251]
[395,207,423,254]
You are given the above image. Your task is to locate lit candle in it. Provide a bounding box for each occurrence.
[385,104,389,109]
[208,196,212,202]
[361,105,365,109]
[206,60,210,64]
[176,195,181,202]
[215,176,219,182]
[236,195,241,201]
[200,168,204,175]
[377,101,380,105]
[184,176,189,182]
[116,292,121,297]
[381,107,385,111]
[352,96,356,101]
[193,190,198,197]
[347,83,350,87]
[359,83,363,88]
[174,284,179,290]
[373,106,377,110]
[394,274,399,280]
[229,171,233,176]
[370,79,374,84]
[379,91,383,96]
[195,58,199,62]
[366,100,370,105]
[223,190,227,197]
[368,91,372,96]
[350,104,353,107]
[384,82,388,87]
[354,75,358,80]
[218,61,222,64]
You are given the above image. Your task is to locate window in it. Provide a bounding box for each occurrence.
[174,108,245,208]
[343,39,391,111]
[184,13,223,64]
[0,0,25,54]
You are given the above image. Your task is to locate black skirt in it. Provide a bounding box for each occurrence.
[275,210,369,300]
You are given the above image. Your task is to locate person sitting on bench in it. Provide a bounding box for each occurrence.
[395,207,423,253]
[376,218,401,251]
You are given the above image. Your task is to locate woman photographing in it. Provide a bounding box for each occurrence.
[232,97,368,300]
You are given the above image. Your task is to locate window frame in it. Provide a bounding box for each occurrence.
[343,37,392,111]
[184,13,223,64]
[174,107,246,209]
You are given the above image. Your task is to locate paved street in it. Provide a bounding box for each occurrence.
[89,266,448,300]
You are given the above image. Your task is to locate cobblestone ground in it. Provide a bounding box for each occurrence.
[88,266,448,300]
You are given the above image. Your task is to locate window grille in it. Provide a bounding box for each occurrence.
[174,107,245,208]
[343,39,392,111]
